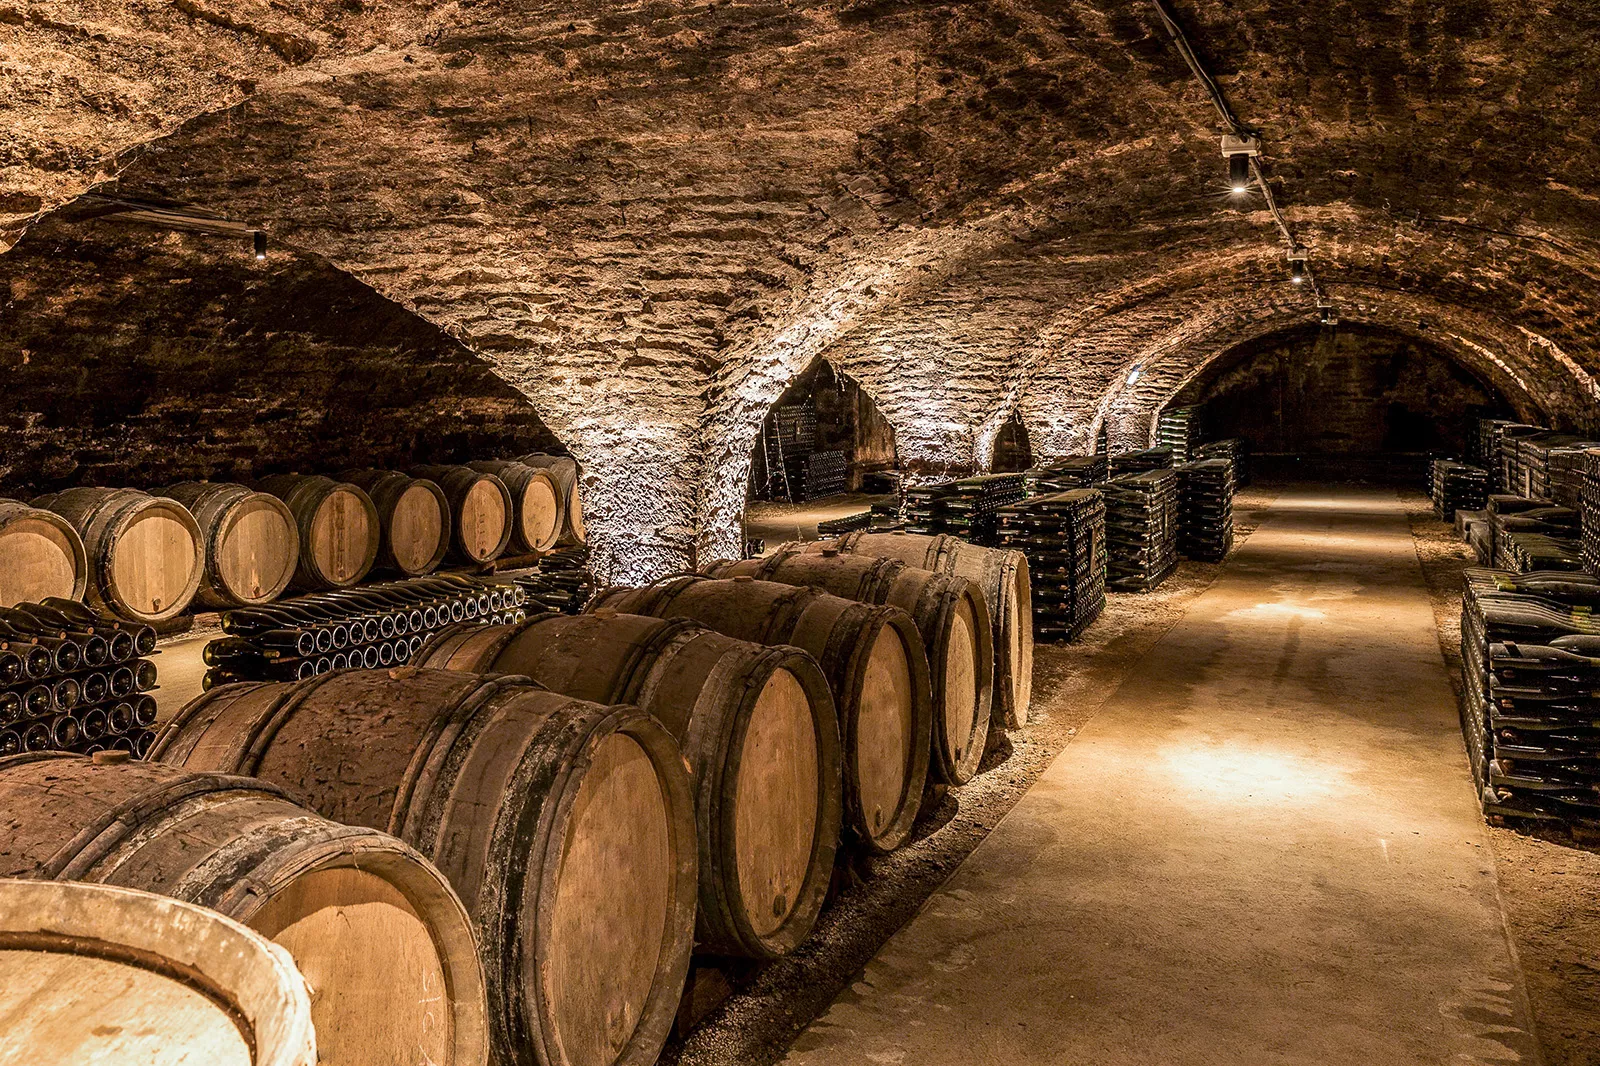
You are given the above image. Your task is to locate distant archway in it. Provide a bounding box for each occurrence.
[991,413,1034,473]
[746,359,899,504]
[1169,323,1516,480]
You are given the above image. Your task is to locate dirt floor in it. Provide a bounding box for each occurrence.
[664,486,1282,1066]
[1407,490,1600,1066]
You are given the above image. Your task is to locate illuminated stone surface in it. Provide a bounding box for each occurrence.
[4,3,1597,576]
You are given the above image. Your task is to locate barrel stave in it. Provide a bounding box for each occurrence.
[415,614,843,957]
[590,577,930,853]
[0,752,489,1066]
[0,499,89,608]
[155,670,697,1066]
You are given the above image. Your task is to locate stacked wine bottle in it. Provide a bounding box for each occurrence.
[511,545,596,615]
[0,598,160,758]
[204,574,525,688]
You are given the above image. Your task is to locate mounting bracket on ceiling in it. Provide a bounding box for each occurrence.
[1220,134,1261,159]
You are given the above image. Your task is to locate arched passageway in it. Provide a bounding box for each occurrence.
[1164,323,1521,482]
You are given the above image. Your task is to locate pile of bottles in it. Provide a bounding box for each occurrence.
[0,598,160,758]
[204,574,527,688]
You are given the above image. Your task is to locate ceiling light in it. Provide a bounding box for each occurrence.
[1288,248,1307,283]
[1126,365,1143,385]
[253,231,267,260]
[1221,134,1260,196]
[1228,153,1251,194]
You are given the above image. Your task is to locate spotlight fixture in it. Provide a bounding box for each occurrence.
[1126,364,1143,386]
[1288,248,1307,284]
[252,231,267,260]
[1221,133,1260,195]
[1318,300,1339,326]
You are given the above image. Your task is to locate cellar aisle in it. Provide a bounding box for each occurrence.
[783,486,1540,1066]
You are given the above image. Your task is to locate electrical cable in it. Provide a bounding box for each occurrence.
[1150,0,1329,308]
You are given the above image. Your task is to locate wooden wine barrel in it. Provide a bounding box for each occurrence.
[467,461,563,554]
[589,576,931,852]
[154,669,697,1066]
[0,752,488,1066]
[253,475,380,591]
[803,531,1034,728]
[708,549,994,785]
[0,878,317,1066]
[157,483,299,609]
[415,612,841,957]
[410,466,513,565]
[0,499,87,609]
[516,454,585,545]
[32,489,203,623]
[341,470,451,577]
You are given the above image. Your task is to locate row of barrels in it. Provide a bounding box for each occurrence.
[0,531,1030,1066]
[0,454,584,621]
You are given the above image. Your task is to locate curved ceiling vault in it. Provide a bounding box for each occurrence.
[5,0,1599,575]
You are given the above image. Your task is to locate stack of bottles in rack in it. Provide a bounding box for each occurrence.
[511,545,596,615]
[1485,421,1545,493]
[817,510,873,537]
[1460,567,1600,821]
[1583,450,1600,577]
[1108,447,1175,478]
[1485,496,1583,573]
[0,599,160,758]
[996,488,1106,642]
[762,404,817,500]
[1022,455,1107,496]
[1154,407,1205,462]
[904,482,957,534]
[900,474,1024,545]
[1195,438,1249,486]
[205,574,522,687]
[800,450,848,500]
[1175,458,1236,562]
[1507,432,1600,505]
[1102,469,1180,591]
[1428,459,1489,520]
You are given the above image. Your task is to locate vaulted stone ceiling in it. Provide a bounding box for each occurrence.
[5,0,1598,576]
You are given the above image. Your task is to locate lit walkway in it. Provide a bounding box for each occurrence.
[784,487,1539,1066]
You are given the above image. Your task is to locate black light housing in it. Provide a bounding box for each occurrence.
[253,231,267,260]
[1228,153,1251,194]
[1289,250,1307,284]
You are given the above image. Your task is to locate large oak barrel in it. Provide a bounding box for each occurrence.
[0,878,317,1066]
[253,476,380,591]
[803,531,1034,728]
[0,752,488,1066]
[341,470,451,577]
[411,466,513,565]
[589,576,931,852]
[154,669,697,1066]
[415,612,841,957]
[516,454,585,545]
[708,549,994,785]
[0,499,87,608]
[32,489,203,623]
[468,461,563,554]
[157,483,299,608]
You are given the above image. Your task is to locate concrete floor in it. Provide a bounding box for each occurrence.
[783,486,1540,1066]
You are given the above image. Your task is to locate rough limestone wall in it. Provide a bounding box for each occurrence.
[50,1,1218,576]
[7,0,1600,576]
[0,221,562,495]
[0,0,440,249]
